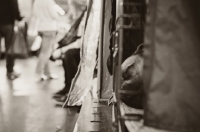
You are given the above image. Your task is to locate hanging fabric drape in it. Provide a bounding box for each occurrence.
[143,1,200,131]
[64,0,101,106]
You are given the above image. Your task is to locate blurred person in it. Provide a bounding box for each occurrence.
[0,0,23,80]
[33,0,61,80]
[51,1,87,101]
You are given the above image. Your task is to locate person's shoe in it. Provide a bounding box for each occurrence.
[40,74,58,81]
[52,88,68,98]
[40,74,48,81]
[49,74,58,79]
[7,71,20,80]
[54,95,68,103]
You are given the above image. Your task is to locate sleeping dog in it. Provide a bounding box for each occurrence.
[121,44,144,109]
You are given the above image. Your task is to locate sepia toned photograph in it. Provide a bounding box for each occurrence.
[0,0,199,132]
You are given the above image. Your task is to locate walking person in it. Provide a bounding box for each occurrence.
[33,0,60,80]
[0,0,23,80]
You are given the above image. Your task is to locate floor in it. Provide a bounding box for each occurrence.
[0,57,79,132]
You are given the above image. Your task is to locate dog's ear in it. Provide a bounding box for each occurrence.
[134,43,144,54]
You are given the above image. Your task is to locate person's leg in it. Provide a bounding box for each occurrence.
[36,31,56,79]
[1,25,15,73]
[63,49,80,92]
[0,31,2,60]
[44,62,50,77]
[21,22,29,57]
[1,25,20,80]
[53,49,80,97]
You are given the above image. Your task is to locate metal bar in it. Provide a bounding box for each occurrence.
[115,14,141,26]
[119,90,142,95]
[120,2,142,6]
[97,0,105,99]
[117,25,141,30]
[90,121,103,123]
[115,14,142,31]
[120,114,143,121]
[116,0,125,131]
[99,98,109,103]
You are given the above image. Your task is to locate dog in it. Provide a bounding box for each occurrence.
[121,44,144,109]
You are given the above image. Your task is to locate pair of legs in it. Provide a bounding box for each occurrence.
[36,31,56,78]
[54,49,80,98]
[0,25,16,73]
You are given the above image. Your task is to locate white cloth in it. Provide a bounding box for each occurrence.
[72,12,86,48]
[33,0,59,31]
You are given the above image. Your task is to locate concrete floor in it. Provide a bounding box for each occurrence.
[0,57,79,132]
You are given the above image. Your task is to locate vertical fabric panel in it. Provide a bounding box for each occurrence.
[66,0,101,106]
[144,0,200,131]
[100,0,113,99]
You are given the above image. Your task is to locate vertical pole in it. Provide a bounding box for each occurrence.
[116,0,124,131]
[97,0,105,99]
